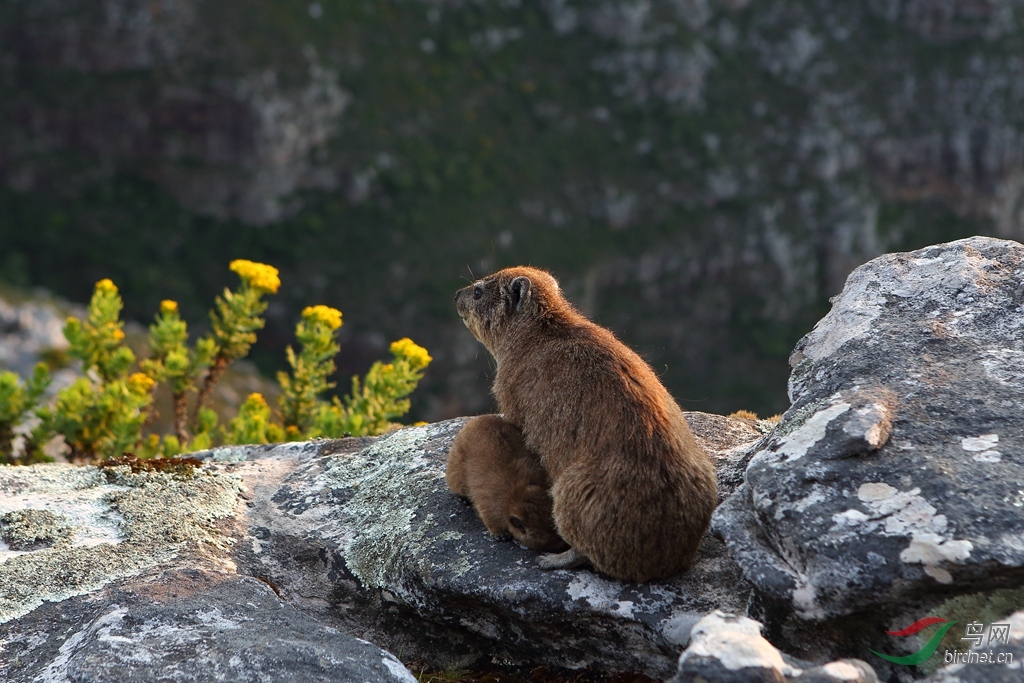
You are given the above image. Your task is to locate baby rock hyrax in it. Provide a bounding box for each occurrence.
[447,414,568,552]
[454,266,718,582]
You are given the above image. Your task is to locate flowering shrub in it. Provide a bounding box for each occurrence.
[0,261,431,464]
[308,337,433,437]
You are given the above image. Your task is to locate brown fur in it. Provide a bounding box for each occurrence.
[454,266,718,582]
[447,414,569,552]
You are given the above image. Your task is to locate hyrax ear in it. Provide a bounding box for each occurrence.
[506,276,532,313]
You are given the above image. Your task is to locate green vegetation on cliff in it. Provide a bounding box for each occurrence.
[0,1,1006,417]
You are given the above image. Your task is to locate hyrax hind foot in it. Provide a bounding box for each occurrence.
[537,546,590,571]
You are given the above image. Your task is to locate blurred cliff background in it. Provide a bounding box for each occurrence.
[1,0,1021,420]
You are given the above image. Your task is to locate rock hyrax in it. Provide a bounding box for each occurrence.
[447,414,568,552]
[454,266,718,582]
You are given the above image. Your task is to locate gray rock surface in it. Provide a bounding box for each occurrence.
[0,294,80,395]
[713,236,1024,620]
[233,415,762,679]
[669,611,877,683]
[0,568,416,683]
[0,455,416,683]
[0,410,765,681]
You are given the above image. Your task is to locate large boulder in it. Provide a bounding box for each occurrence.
[713,236,1024,622]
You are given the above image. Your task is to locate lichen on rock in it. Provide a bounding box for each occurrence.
[0,509,75,551]
[0,462,241,624]
[714,237,1024,620]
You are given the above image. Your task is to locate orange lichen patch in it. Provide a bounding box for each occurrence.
[726,409,758,421]
[97,452,203,477]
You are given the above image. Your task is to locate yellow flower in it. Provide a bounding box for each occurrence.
[95,278,118,294]
[127,373,156,394]
[160,300,179,314]
[390,338,432,370]
[244,392,269,408]
[229,259,281,294]
[301,305,343,330]
[112,328,125,341]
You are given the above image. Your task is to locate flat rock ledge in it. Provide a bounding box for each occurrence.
[0,412,764,681]
[231,413,764,679]
[713,237,1024,623]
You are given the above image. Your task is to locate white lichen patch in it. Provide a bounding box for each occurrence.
[0,464,242,624]
[566,573,630,614]
[962,434,999,451]
[827,482,972,584]
[680,611,788,673]
[961,434,1002,463]
[775,402,850,462]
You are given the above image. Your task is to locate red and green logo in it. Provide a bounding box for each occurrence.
[870,617,958,666]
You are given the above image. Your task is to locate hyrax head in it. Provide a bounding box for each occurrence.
[508,483,569,552]
[454,266,563,355]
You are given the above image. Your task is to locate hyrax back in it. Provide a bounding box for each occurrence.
[446,414,568,552]
[454,266,718,582]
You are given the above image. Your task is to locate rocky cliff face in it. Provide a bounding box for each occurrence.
[2,1,1021,417]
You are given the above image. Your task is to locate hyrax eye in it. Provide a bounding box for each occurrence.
[473,286,483,299]
[508,516,525,530]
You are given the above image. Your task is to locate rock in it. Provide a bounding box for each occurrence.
[923,610,1024,683]
[0,509,75,550]
[229,415,760,679]
[0,294,78,387]
[669,611,877,683]
[685,411,767,502]
[1,411,763,680]
[713,236,1024,620]
[0,454,416,683]
[0,568,416,683]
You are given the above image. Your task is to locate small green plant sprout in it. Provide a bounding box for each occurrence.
[140,299,217,444]
[0,363,51,464]
[194,259,280,422]
[277,305,343,438]
[311,337,433,437]
[223,393,284,445]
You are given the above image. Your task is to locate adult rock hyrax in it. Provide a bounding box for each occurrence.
[447,414,568,552]
[454,266,717,582]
